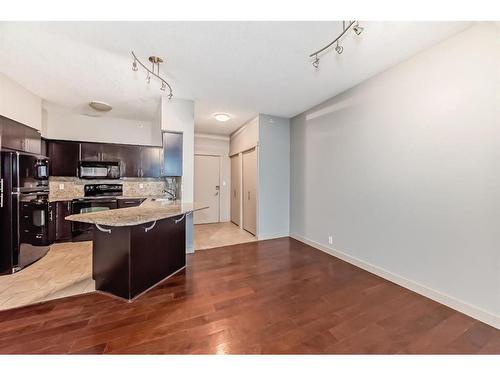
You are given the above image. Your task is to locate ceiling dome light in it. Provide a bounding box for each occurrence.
[88,101,112,112]
[214,113,231,122]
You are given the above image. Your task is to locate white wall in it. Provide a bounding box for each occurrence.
[42,102,160,146]
[194,133,231,222]
[290,23,500,328]
[0,73,42,131]
[161,97,195,252]
[258,114,290,239]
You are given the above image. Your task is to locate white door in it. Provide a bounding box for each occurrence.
[242,148,257,235]
[194,155,220,224]
[230,154,241,226]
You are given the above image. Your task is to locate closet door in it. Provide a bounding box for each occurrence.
[230,154,241,226]
[242,148,257,235]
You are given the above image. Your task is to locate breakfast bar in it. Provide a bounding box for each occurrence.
[66,199,207,300]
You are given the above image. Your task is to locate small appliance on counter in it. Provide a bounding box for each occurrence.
[0,151,51,274]
[71,183,122,242]
[78,161,120,179]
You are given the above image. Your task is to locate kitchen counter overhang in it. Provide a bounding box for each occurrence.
[65,199,207,227]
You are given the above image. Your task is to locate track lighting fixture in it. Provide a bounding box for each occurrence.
[335,42,343,54]
[353,22,364,35]
[312,55,320,69]
[309,21,365,68]
[131,51,173,99]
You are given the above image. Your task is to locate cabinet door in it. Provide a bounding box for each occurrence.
[55,201,72,241]
[242,148,257,235]
[1,117,25,151]
[48,140,80,176]
[80,142,103,161]
[23,126,41,154]
[162,132,183,177]
[141,147,161,177]
[119,145,141,177]
[48,202,56,244]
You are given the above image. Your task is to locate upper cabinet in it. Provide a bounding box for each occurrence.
[0,116,42,154]
[162,131,183,177]
[47,140,80,176]
[141,147,161,178]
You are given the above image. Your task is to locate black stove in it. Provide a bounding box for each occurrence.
[71,184,122,242]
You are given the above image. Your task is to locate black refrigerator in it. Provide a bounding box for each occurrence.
[0,150,51,274]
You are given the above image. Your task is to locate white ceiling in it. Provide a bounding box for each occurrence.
[0,21,471,135]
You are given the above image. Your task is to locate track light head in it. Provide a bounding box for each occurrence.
[335,43,343,55]
[146,73,151,84]
[132,60,138,71]
[353,23,364,36]
[161,82,166,91]
[312,56,320,69]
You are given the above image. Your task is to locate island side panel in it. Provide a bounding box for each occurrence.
[130,215,186,299]
[93,226,132,300]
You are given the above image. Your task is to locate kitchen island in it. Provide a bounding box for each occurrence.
[66,199,207,300]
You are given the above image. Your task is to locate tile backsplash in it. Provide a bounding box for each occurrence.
[49,177,177,200]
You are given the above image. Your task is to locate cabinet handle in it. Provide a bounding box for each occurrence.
[174,214,186,224]
[144,221,157,233]
[248,191,250,200]
[95,224,112,234]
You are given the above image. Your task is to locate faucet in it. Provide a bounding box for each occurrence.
[162,189,176,201]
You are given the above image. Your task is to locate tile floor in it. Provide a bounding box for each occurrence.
[193,221,257,250]
[0,221,256,310]
[0,241,94,311]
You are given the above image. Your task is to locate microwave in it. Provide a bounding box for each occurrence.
[78,161,120,179]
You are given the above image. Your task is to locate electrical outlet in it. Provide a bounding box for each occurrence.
[328,235,333,245]
[139,183,144,189]
[59,183,65,190]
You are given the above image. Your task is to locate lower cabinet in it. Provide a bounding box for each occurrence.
[55,201,72,242]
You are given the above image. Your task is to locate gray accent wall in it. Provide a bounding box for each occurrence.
[258,114,290,239]
[290,24,500,319]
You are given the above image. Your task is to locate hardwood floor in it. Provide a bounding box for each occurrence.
[0,237,498,354]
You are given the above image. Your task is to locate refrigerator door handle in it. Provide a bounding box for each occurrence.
[0,178,3,208]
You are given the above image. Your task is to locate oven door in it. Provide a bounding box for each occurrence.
[71,199,118,242]
[16,192,50,270]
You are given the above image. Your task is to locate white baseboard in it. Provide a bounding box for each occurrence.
[290,233,500,330]
[258,232,290,241]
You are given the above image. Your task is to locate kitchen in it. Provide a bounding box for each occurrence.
[0,99,209,307]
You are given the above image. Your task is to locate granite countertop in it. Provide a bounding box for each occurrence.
[65,198,208,226]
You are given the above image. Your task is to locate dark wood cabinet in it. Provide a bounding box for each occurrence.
[162,131,183,177]
[80,142,103,161]
[92,214,186,300]
[46,139,163,178]
[23,126,41,154]
[0,116,41,154]
[48,140,80,176]
[48,202,56,244]
[141,147,161,177]
[55,200,72,242]
[118,145,141,177]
